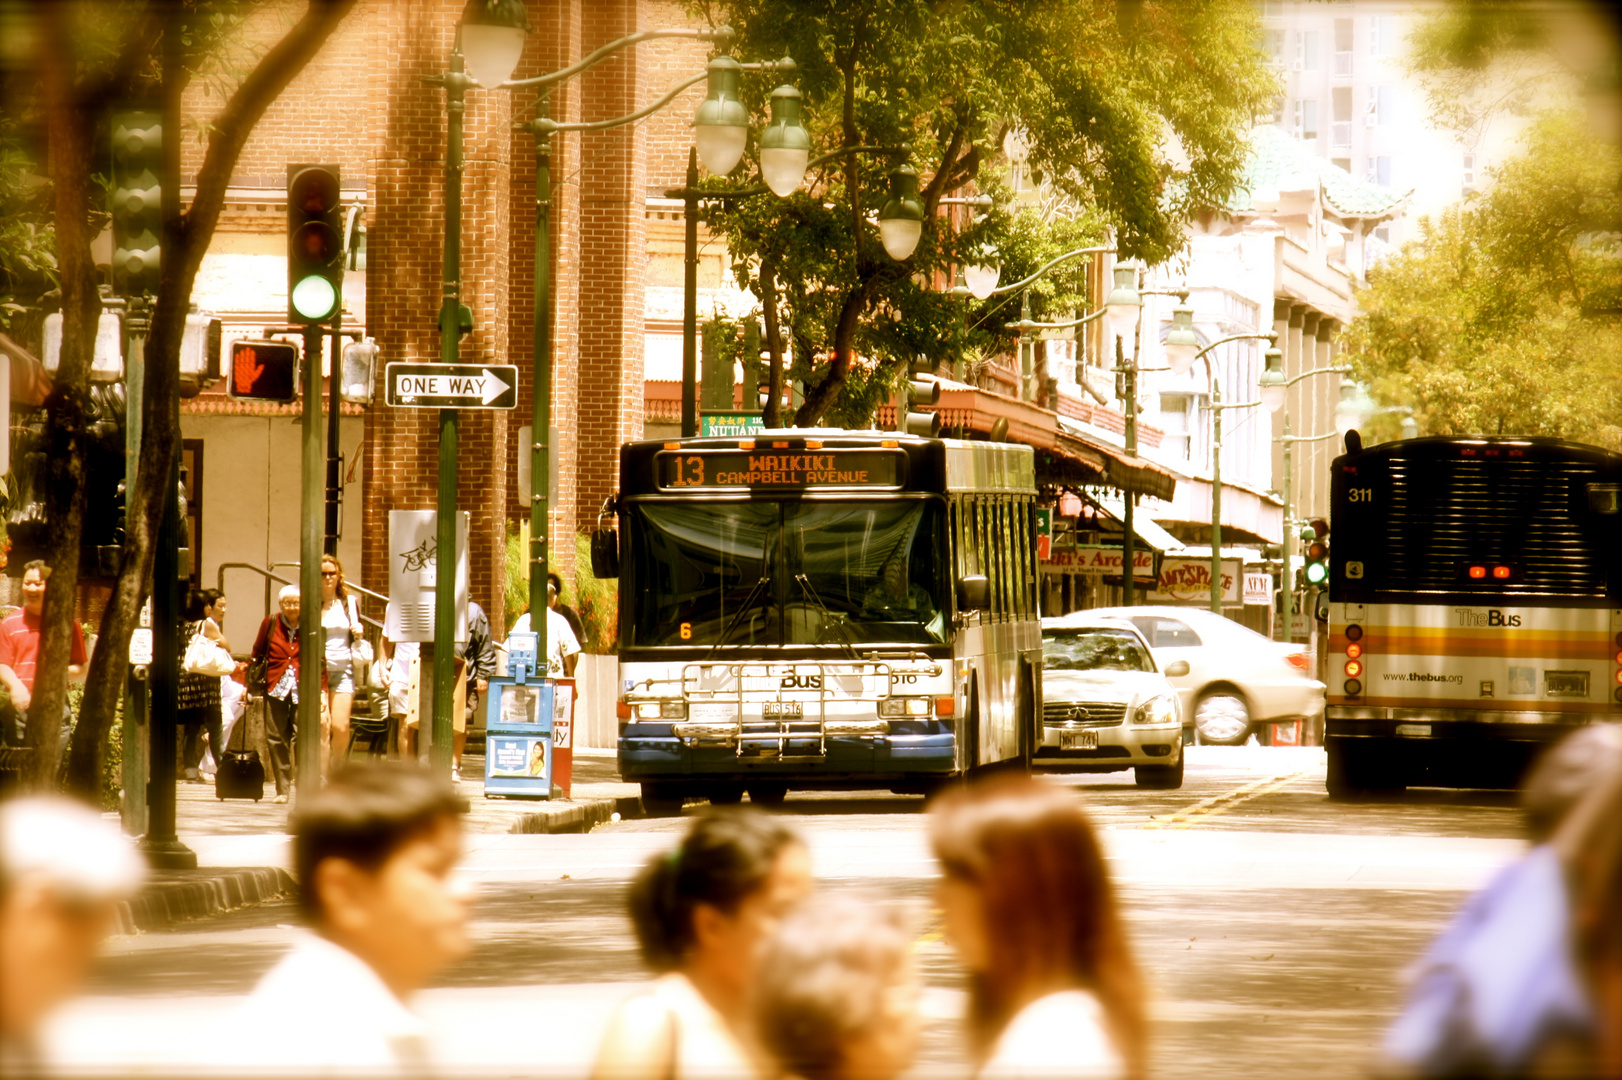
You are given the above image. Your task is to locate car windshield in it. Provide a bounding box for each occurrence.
[626,499,948,648]
[1043,628,1154,672]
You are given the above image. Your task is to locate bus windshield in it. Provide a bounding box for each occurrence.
[627,499,949,648]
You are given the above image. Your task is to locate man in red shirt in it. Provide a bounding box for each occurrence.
[0,561,87,745]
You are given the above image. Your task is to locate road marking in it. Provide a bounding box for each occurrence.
[1145,770,1311,830]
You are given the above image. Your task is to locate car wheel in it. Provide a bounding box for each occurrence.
[1135,753,1184,789]
[641,783,685,817]
[1193,691,1250,746]
[747,783,788,807]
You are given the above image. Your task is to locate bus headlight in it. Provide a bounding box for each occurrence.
[1133,694,1178,726]
[634,700,687,720]
[879,697,932,718]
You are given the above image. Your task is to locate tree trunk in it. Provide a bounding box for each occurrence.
[62,0,357,800]
[794,280,874,427]
[760,259,786,428]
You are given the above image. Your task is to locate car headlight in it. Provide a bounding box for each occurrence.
[634,700,687,720]
[1133,693,1178,726]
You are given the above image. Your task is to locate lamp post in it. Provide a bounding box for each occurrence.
[1256,349,1353,642]
[502,26,798,620]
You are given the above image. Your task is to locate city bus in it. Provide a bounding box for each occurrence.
[594,431,1042,810]
[1324,435,1622,795]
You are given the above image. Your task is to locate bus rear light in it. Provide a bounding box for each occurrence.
[1345,624,1364,642]
[1493,566,1512,579]
[1614,687,1622,704]
[879,697,932,718]
[1285,652,1312,673]
[1468,565,1487,579]
[1615,669,1622,686]
[934,696,955,717]
[1344,679,1362,696]
[1344,659,1363,678]
[1345,643,1363,660]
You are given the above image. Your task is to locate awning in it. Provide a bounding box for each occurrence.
[1078,491,1186,553]
[1056,417,1179,501]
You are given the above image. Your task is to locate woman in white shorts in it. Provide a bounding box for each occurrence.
[318,555,364,776]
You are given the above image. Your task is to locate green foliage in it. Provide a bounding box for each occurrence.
[571,532,618,655]
[0,121,58,332]
[1339,113,1622,448]
[688,0,1276,425]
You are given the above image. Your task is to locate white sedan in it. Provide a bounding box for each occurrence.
[1087,606,1325,746]
[1038,615,1189,788]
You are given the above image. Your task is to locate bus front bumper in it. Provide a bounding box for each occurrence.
[618,721,957,779]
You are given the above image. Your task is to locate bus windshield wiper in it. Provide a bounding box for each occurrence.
[794,574,860,659]
[705,576,771,659]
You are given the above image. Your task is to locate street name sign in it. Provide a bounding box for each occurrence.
[385,362,518,409]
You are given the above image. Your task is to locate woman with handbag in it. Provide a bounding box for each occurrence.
[318,556,366,778]
[179,589,231,782]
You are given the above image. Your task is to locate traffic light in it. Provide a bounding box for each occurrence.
[1303,518,1330,586]
[287,164,343,323]
[902,355,941,437]
[229,338,299,401]
[110,111,163,297]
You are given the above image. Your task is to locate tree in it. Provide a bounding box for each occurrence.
[17,0,356,796]
[689,0,1277,427]
[1338,113,1622,448]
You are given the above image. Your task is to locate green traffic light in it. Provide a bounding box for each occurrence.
[1305,561,1329,585]
[291,275,338,321]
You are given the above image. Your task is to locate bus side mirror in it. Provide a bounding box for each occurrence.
[1163,660,1190,678]
[957,574,989,612]
[590,528,620,579]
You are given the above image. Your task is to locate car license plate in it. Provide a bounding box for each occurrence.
[763,701,803,718]
[1062,730,1098,750]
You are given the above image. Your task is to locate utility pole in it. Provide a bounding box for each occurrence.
[1118,335,1138,606]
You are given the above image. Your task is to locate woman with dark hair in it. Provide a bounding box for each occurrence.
[592,808,812,1080]
[930,777,1145,1080]
[177,588,226,782]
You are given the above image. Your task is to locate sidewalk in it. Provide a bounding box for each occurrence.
[123,747,641,933]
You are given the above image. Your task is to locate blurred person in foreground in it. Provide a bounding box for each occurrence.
[1382,724,1622,1079]
[930,776,1145,1080]
[592,807,812,1080]
[238,762,471,1072]
[0,560,88,746]
[753,896,920,1080]
[0,796,145,1070]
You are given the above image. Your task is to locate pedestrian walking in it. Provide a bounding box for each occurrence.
[548,570,585,645]
[0,560,87,747]
[508,581,581,677]
[1382,724,1622,1078]
[592,808,813,1080]
[753,896,921,1080]
[457,601,496,783]
[379,601,420,761]
[318,556,365,777]
[930,776,1145,1080]
[251,586,326,803]
[177,588,226,782]
[231,762,471,1072]
[0,796,145,1072]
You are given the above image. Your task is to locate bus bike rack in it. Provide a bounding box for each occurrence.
[665,659,939,761]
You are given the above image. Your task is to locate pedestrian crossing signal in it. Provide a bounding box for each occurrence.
[229,340,299,402]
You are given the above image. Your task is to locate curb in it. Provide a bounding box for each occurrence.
[502,795,645,835]
[118,866,297,935]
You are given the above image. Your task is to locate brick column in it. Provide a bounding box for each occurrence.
[363,0,512,631]
[574,2,650,535]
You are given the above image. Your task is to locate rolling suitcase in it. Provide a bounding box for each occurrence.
[215,708,265,802]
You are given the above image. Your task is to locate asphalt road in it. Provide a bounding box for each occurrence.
[55,746,1528,1079]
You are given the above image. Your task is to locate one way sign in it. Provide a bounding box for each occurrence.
[385,363,519,410]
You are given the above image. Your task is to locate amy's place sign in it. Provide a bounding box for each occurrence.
[386,362,518,409]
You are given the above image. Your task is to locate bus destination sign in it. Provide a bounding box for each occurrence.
[658,449,902,490]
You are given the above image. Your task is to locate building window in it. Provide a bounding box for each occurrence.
[1367,84,1394,126]
[1331,86,1353,147]
[1374,226,1390,243]
[1367,156,1393,186]
[1332,157,1352,174]
[1369,15,1397,57]
[1462,153,1475,185]
[1263,0,1283,17]
[1334,18,1353,76]
[1294,99,1319,139]
[1296,29,1319,72]
[1265,29,1285,66]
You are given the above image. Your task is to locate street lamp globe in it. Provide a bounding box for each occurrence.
[964,261,1000,300]
[695,56,750,175]
[1334,380,1374,440]
[1258,345,1287,412]
[459,0,529,87]
[1165,300,1199,375]
[1104,266,1141,351]
[759,82,811,197]
[1400,414,1419,440]
[878,164,925,261]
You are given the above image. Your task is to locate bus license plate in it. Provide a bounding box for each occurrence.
[763,702,803,718]
[1544,671,1589,698]
[1062,730,1098,750]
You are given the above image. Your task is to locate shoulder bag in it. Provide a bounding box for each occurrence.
[183,621,236,677]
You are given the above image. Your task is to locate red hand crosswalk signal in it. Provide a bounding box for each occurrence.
[287,164,343,323]
[229,340,299,402]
